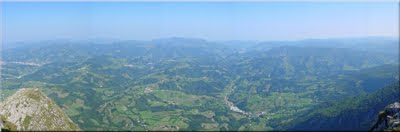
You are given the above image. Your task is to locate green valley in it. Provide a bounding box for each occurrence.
[1,37,398,131]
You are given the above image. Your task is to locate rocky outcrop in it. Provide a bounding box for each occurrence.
[0,88,80,131]
[371,102,400,131]
[0,114,17,131]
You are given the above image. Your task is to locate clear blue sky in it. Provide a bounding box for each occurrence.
[1,2,398,42]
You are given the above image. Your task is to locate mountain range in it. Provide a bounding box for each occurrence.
[0,37,398,130]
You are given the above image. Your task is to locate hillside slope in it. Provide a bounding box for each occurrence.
[286,82,399,131]
[0,88,80,131]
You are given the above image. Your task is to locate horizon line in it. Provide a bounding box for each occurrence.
[4,36,398,45]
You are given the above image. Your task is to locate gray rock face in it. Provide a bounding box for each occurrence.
[371,102,400,131]
[386,102,400,115]
[0,88,80,131]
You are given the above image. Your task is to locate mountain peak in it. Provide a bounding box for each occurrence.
[0,88,80,131]
[371,102,400,131]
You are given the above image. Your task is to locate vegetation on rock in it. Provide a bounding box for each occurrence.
[0,88,80,131]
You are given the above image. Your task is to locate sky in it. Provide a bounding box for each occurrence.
[1,2,399,43]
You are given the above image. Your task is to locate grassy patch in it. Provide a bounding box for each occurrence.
[23,115,32,129]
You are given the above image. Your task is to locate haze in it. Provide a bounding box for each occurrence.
[2,2,398,43]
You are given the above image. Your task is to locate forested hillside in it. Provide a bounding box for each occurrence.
[1,38,398,130]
